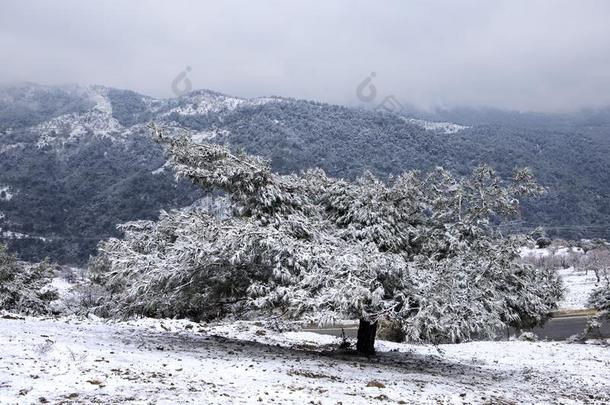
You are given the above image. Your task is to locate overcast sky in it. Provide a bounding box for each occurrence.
[1,0,610,112]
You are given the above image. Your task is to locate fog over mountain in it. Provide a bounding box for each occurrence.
[2,0,610,112]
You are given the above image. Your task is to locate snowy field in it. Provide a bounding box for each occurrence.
[1,315,608,404]
[520,246,601,310]
[557,267,601,310]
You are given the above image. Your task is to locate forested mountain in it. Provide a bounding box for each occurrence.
[1,83,608,264]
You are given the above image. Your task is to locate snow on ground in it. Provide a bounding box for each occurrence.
[403,118,469,134]
[558,267,601,310]
[33,109,124,148]
[191,129,230,144]
[0,185,14,201]
[520,246,598,310]
[520,246,584,259]
[161,91,282,117]
[519,246,552,259]
[0,229,47,242]
[48,277,75,297]
[1,315,608,404]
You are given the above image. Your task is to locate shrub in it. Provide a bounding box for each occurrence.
[0,244,58,315]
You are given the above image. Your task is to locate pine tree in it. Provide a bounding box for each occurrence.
[93,126,563,353]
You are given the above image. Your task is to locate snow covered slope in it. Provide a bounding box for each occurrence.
[2,82,610,265]
[161,89,281,117]
[0,316,608,404]
[403,118,469,134]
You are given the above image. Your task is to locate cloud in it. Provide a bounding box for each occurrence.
[1,0,609,112]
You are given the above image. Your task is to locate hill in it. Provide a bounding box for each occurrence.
[1,83,608,263]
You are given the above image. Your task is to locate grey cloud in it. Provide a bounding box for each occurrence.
[1,0,609,112]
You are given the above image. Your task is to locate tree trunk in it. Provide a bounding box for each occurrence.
[356,319,378,355]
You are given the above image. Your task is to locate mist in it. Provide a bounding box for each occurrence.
[1,0,610,112]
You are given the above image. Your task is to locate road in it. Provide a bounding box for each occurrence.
[531,315,609,340]
[307,315,610,341]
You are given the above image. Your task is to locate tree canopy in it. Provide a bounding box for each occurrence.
[93,126,563,350]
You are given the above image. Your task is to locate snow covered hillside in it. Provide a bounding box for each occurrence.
[403,118,469,134]
[1,315,608,404]
[3,82,610,265]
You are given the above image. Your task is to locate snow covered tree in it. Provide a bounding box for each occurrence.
[581,246,610,283]
[589,285,610,321]
[93,126,562,353]
[586,247,610,326]
[0,244,58,315]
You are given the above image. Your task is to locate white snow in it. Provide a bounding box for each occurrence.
[190,129,229,144]
[162,92,282,117]
[0,143,24,154]
[151,166,166,175]
[49,277,74,296]
[0,185,14,201]
[33,109,124,148]
[558,267,601,310]
[88,89,114,115]
[31,86,126,148]
[519,246,584,259]
[404,118,469,134]
[520,246,598,310]
[163,93,245,116]
[0,316,608,404]
[0,228,47,242]
[519,246,551,258]
[0,230,27,240]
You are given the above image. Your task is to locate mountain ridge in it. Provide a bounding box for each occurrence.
[1,83,608,264]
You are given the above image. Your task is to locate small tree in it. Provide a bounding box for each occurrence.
[94,127,562,353]
[0,244,58,315]
[587,246,610,329]
[582,247,610,283]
